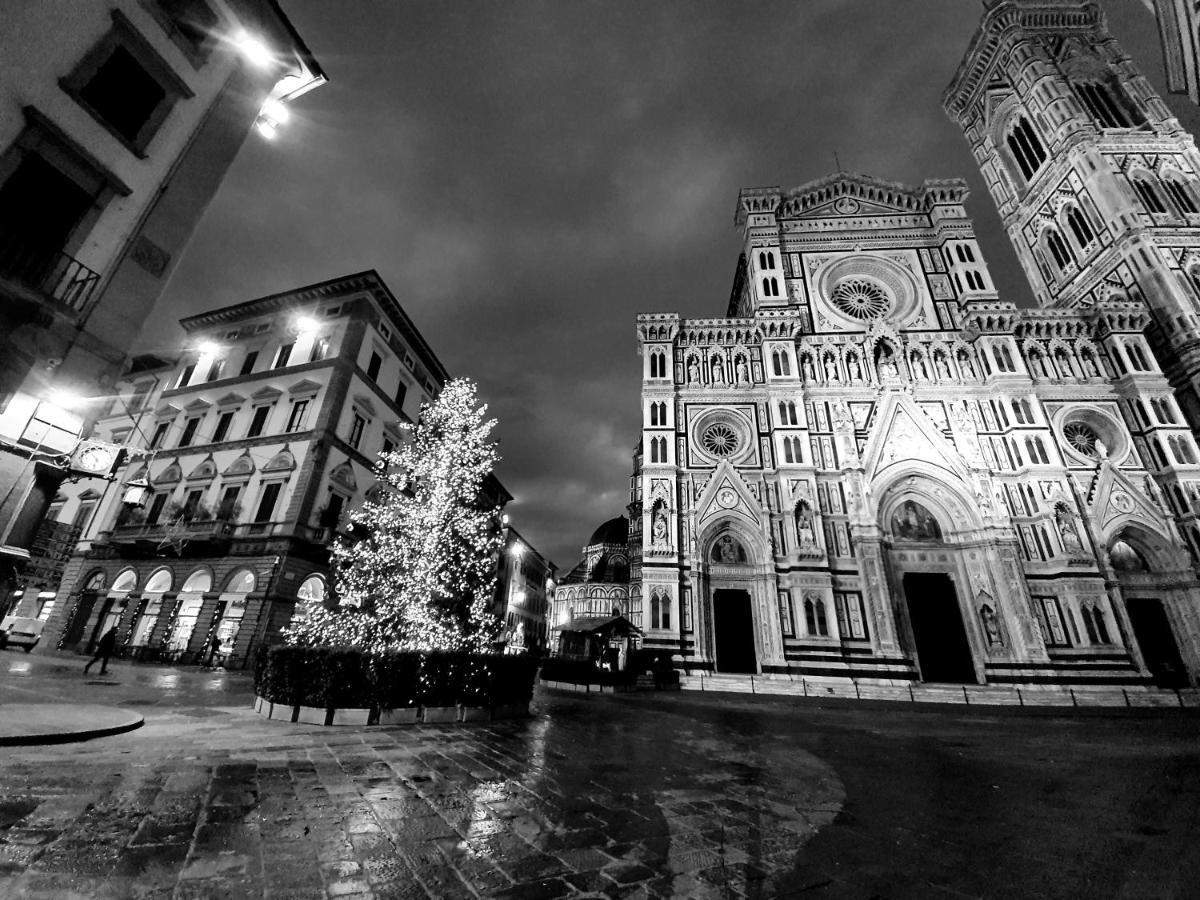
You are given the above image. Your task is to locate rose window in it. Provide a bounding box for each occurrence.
[701,423,739,457]
[1063,421,1100,456]
[830,277,891,320]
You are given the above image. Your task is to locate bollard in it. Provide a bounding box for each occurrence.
[1017,688,1023,707]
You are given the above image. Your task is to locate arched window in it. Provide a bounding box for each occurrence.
[1006,115,1046,181]
[660,594,670,630]
[1164,176,1199,214]
[226,568,256,593]
[180,569,211,592]
[995,344,1015,372]
[650,592,661,629]
[783,438,795,464]
[298,574,326,603]
[111,568,138,593]
[1074,81,1131,128]
[1065,206,1094,248]
[759,251,767,269]
[804,597,829,636]
[1092,605,1110,643]
[1131,173,1168,214]
[1044,227,1072,271]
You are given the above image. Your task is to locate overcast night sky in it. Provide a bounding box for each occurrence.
[137,0,1197,571]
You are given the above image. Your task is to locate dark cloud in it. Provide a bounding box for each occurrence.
[142,0,1200,569]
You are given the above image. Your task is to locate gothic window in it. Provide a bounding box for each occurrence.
[759,250,776,270]
[1092,605,1110,643]
[965,270,984,290]
[779,401,798,425]
[1073,81,1131,129]
[649,350,666,379]
[995,344,1016,372]
[661,594,671,630]
[1065,206,1094,248]
[1131,173,1168,214]
[995,400,1010,428]
[1005,115,1047,181]
[762,277,780,297]
[1126,342,1151,371]
[1164,175,1199,214]
[1044,227,1072,271]
[804,596,829,637]
[650,592,660,629]
[1025,436,1050,465]
[778,591,794,638]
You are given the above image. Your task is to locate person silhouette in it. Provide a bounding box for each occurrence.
[84,626,119,676]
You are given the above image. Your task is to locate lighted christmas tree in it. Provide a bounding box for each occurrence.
[284,378,503,652]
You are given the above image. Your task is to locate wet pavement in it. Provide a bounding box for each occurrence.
[1,653,1199,898]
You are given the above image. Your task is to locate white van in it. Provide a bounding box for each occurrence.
[0,616,44,652]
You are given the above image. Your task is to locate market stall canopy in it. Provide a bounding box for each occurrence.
[557,614,642,637]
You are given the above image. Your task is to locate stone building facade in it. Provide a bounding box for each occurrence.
[41,270,455,668]
[632,0,1200,689]
[0,1,325,603]
[551,516,633,630]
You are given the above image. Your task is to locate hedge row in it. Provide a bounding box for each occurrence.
[254,646,539,710]
[540,651,679,687]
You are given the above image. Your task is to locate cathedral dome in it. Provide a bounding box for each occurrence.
[589,516,628,546]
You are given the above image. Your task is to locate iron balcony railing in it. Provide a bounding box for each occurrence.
[0,233,101,316]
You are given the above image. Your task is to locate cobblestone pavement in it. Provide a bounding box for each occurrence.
[2,654,1200,898]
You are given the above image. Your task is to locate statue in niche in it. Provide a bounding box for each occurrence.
[1081,348,1101,378]
[1054,501,1083,553]
[876,343,899,379]
[652,502,669,545]
[847,353,863,381]
[712,534,748,564]
[912,353,929,379]
[687,356,700,383]
[824,355,839,382]
[980,603,1003,646]
[735,355,750,384]
[891,499,942,541]
[936,352,953,380]
[1033,351,1051,379]
[1055,348,1073,378]
[802,353,817,382]
[712,355,725,384]
[957,351,976,379]
[795,501,817,547]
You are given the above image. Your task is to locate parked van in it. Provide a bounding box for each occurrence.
[0,616,44,652]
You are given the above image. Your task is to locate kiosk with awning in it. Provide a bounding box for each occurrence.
[556,614,642,671]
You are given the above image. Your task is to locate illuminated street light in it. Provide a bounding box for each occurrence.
[235,31,274,67]
[509,541,524,558]
[293,315,318,335]
[196,340,220,357]
[45,388,82,410]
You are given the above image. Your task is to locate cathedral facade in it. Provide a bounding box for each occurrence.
[632,0,1200,689]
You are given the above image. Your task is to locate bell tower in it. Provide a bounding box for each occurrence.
[945,0,1200,422]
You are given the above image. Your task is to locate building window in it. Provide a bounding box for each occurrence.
[1065,206,1094,248]
[367,351,383,382]
[246,405,271,438]
[176,363,196,388]
[71,500,97,531]
[778,591,794,637]
[239,350,259,376]
[309,337,329,362]
[145,492,168,525]
[394,379,408,409]
[181,488,203,519]
[212,411,233,443]
[1074,81,1131,129]
[348,412,366,449]
[253,482,283,522]
[205,357,224,382]
[273,342,294,369]
[285,399,309,433]
[1131,174,1168,215]
[149,422,170,449]
[1044,227,1072,271]
[177,415,201,447]
[321,492,346,532]
[1005,115,1046,181]
[61,11,194,155]
[649,350,667,379]
[1164,176,1199,215]
[216,485,240,519]
[804,596,829,637]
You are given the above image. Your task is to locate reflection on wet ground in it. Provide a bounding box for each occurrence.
[1,652,1199,898]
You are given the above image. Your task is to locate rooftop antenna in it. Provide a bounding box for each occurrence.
[834,151,842,172]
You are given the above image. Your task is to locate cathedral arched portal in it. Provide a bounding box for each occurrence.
[1106,523,1197,688]
[694,518,778,675]
[877,473,993,685]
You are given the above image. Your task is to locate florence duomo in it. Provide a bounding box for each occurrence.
[624,0,1200,690]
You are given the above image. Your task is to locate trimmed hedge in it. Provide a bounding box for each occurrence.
[540,652,679,688]
[255,645,538,710]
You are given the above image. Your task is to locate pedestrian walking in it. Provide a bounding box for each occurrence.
[83,626,119,676]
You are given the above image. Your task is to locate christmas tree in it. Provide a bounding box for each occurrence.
[285,378,503,652]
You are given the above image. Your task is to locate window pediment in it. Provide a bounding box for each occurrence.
[329,461,358,491]
[155,460,182,485]
[187,457,217,481]
[215,392,245,408]
[263,448,296,473]
[251,385,283,402]
[154,403,180,418]
[353,395,378,418]
[184,397,211,412]
[223,452,255,478]
[289,378,321,397]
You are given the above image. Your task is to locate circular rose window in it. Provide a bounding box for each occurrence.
[831,277,891,320]
[1063,421,1100,457]
[702,423,739,457]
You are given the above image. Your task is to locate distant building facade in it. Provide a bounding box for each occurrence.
[496,524,555,652]
[551,516,633,631]
[0,1,325,606]
[632,0,1200,689]
[41,270,453,667]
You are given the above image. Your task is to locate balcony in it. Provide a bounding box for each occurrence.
[0,233,101,320]
[108,518,235,551]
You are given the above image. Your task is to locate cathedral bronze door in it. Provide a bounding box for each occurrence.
[903,573,975,684]
[713,589,756,674]
[1127,598,1187,689]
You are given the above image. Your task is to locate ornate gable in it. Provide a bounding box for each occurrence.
[1086,460,1173,539]
[693,460,762,529]
[860,393,971,485]
[223,452,255,478]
